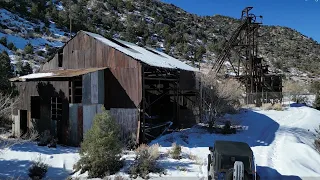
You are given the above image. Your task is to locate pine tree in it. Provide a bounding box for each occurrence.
[0,51,13,94]
[30,3,40,19]
[195,46,206,62]
[16,61,33,76]
[76,108,123,178]
[7,42,15,51]
[0,37,7,47]
[24,43,34,54]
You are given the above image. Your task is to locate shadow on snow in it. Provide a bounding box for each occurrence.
[8,142,78,155]
[150,109,280,148]
[257,166,302,180]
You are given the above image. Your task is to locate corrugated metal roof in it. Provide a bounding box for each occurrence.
[10,68,107,82]
[82,31,197,72]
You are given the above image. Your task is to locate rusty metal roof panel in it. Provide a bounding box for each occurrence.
[10,68,107,82]
[82,31,197,72]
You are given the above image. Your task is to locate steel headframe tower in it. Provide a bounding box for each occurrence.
[239,7,264,106]
[210,7,280,106]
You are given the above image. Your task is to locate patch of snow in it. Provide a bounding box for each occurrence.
[1,106,320,179]
[56,2,64,11]
[0,9,37,33]
[150,106,320,179]
[0,142,79,179]
[49,23,69,37]
[145,16,155,23]
[0,43,12,55]
[18,72,54,79]
[196,39,203,43]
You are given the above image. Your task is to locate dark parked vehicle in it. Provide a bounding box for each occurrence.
[207,141,260,180]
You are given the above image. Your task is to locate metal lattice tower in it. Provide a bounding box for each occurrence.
[210,7,282,106]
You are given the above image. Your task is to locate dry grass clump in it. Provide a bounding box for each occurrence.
[169,143,182,159]
[129,144,164,179]
[262,103,283,111]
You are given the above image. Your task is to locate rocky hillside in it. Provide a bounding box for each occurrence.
[1,0,320,79]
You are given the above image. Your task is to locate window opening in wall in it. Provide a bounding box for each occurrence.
[58,53,63,67]
[74,79,82,103]
[51,97,62,121]
[69,78,82,103]
[31,96,40,119]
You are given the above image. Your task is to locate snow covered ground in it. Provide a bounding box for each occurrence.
[0,104,320,179]
[0,142,79,179]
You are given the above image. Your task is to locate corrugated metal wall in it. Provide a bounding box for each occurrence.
[82,70,105,105]
[83,104,103,137]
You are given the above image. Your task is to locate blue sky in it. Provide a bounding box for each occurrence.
[161,0,320,43]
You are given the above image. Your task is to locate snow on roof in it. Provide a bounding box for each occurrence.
[16,73,54,80]
[10,68,107,82]
[82,31,197,72]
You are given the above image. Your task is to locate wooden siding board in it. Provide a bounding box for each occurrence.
[85,45,91,68]
[96,40,104,67]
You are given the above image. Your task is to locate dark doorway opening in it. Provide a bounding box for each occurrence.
[31,96,40,119]
[20,110,28,136]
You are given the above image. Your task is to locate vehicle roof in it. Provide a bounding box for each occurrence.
[214,140,253,157]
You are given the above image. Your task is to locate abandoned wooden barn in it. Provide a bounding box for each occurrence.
[10,31,198,146]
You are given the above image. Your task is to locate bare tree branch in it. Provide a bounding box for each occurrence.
[196,72,242,129]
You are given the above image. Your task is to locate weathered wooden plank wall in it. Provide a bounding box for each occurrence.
[14,81,69,113]
[11,114,20,137]
[40,32,142,109]
[109,108,139,142]
[13,81,69,142]
[104,68,142,109]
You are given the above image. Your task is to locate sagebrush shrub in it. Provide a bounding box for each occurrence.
[170,143,181,159]
[28,157,48,180]
[76,107,123,178]
[272,103,283,111]
[37,130,52,146]
[313,93,320,110]
[129,144,163,179]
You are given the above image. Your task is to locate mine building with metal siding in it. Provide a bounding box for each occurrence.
[10,30,198,146]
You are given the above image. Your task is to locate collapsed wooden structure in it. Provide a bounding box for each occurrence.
[10,31,198,146]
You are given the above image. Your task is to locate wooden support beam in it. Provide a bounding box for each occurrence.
[142,65,146,143]
[144,77,178,81]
